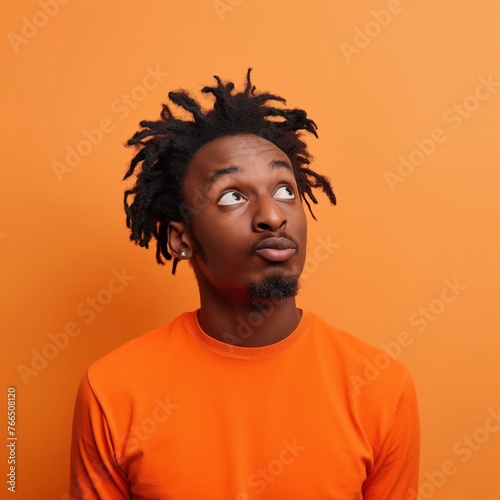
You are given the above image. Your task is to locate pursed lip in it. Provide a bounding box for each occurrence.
[255,237,297,251]
[254,236,298,262]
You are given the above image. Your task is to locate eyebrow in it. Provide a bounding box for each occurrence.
[207,160,293,185]
[208,166,240,184]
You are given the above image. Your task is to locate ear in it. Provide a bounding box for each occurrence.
[168,221,194,260]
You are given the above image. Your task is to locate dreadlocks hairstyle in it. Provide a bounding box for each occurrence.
[124,68,336,274]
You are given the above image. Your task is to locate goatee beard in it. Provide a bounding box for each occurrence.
[246,274,299,300]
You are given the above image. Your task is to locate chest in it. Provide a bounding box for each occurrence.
[116,363,373,499]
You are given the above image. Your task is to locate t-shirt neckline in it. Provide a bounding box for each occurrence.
[188,309,311,358]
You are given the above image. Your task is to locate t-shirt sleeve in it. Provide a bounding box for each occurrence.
[362,370,420,499]
[69,371,131,499]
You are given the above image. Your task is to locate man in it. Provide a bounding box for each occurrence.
[70,70,420,499]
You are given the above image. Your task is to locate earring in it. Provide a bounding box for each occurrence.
[180,250,187,258]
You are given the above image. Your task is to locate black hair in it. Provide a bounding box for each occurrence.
[123,68,336,274]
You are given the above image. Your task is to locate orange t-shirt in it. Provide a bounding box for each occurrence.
[69,311,419,499]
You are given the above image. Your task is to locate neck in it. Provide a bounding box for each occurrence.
[197,289,302,347]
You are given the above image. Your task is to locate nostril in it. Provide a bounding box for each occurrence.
[255,219,286,232]
[257,222,273,231]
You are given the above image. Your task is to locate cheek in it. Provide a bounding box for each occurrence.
[190,215,245,260]
[287,206,307,265]
[294,207,308,241]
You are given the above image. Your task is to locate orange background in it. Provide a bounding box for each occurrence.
[1,1,499,498]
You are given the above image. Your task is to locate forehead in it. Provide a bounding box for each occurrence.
[185,134,292,179]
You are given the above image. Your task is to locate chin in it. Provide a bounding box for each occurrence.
[245,273,300,300]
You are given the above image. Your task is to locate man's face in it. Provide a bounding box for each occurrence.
[178,133,308,300]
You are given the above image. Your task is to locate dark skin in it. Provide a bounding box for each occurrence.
[168,134,308,347]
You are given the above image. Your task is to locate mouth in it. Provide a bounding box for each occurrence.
[254,237,298,263]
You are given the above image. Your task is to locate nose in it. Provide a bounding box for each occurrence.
[252,196,287,232]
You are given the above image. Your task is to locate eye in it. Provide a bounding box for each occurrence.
[218,191,247,206]
[274,186,295,200]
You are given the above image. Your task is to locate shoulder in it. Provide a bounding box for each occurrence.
[306,312,413,402]
[305,313,418,446]
[86,311,195,395]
